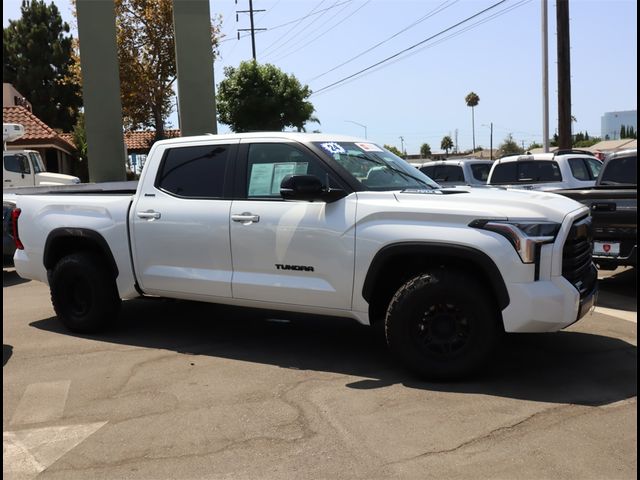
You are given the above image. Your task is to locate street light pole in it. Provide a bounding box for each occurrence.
[345,120,367,139]
[399,136,405,158]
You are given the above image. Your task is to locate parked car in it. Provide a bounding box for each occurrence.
[418,159,492,186]
[554,149,636,269]
[3,199,16,265]
[10,132,596,379]
[487,150,602,191]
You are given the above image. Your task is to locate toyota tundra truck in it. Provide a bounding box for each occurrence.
[9,132,597,379]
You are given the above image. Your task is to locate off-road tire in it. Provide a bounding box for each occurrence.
[384,269,500,380]
[50,252,121,333]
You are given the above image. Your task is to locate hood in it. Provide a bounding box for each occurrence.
[389,186,586,223]
[35,172,80,185]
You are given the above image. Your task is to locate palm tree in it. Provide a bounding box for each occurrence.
[465,92,480,152]
[441,136,454,157]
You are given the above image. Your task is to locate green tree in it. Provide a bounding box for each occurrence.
[217,61,317,132]
[70,0,222,140]
[620,125,627,139]
[113,0,222,140]
[384,144,403,157]
[497,134,523,157]
[69,112,89,181]
[420,143,432,158]
[3,0,81,131]
[440,136,454,156]
[464,91,480,152]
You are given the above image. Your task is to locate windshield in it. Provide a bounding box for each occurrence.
[29,152,46,173]
[314,141,438,190]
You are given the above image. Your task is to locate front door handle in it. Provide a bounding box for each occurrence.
[231,212,260,224]
[137,210,161,220]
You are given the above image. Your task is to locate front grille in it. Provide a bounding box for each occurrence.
[562,216,597,298]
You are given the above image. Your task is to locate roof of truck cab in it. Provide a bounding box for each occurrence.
[152,131,367,146]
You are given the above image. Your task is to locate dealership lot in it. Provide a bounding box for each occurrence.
[3,267,636,480]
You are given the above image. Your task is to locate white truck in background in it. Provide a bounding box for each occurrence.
[3,123,80,188]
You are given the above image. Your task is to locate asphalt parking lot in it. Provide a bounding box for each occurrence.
[3,266,637,480]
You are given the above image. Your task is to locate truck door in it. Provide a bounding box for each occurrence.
[3,152,34,187]
[130,140,238,299]
[229,140,357,310]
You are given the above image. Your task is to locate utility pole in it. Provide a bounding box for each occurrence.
[454,128,459,154]
[542,0,550,152]
[556,0,572,150]
[489,122,493,160]
[399,136,405,158]
[236,0,266,61]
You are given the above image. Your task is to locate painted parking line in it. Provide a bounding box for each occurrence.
[10,381,71,426]
[595,306,637,323]
[3,422,107,480]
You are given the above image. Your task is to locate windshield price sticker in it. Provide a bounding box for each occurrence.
[320,142,346,154]
[355,142,384,152]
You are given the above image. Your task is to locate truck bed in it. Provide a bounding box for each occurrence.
[4,181,138,195]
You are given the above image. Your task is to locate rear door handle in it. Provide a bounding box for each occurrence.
[231,212,260,224]
[137,210,161,220]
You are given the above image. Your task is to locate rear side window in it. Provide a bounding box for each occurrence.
[585,158,602,179]
[599,155,637,184]
[4,154,30,174]
[156,144,231,198]
[491,161,561,184]
[470,163,490,181]
[568,158,590,181]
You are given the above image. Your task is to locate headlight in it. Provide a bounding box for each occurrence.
[469,219,560,263]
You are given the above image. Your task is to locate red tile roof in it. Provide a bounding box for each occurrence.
[125,129,181,151]
[2,106,75,152]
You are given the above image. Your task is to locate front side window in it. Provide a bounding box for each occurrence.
[585,158,602,179]
[313,141,437,190]
[156,144,231,198]
[246,143,340,198]
[29,152,46,173]
[4,154,30,174]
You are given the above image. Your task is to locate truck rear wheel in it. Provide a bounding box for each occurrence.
[50,252,121,333]
[384,270,500,379]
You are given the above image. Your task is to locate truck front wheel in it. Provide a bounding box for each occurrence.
[384,270,500,379]
[50,252,121,333]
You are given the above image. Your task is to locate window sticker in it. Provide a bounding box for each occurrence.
[355,142,384,152]
[320,142,346,154]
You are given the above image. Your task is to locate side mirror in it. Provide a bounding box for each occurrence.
[280,174,346,203]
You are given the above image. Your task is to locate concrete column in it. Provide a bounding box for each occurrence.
[173,0,217,136]
[76,0,126,182]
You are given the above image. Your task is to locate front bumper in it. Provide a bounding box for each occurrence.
[501,274,597,333]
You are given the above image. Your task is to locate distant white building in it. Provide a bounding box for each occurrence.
[601,110,637,140]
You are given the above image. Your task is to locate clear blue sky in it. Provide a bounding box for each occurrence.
[3,0,637,154]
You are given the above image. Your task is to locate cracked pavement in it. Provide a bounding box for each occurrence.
[3,266,637,479]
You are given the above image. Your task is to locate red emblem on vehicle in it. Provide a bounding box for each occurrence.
[603,244,611,252]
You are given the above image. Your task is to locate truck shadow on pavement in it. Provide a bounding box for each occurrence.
[597,267,637,311]
[31,297,636,407]
[3,268,30,287]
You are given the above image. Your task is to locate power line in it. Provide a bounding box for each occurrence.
[311,0,509,96]
[306,0,458,83]
[270,0,371,63]
[220,0,352,45]
[260,1,330,57]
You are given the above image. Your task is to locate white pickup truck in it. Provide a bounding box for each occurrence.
[10,132,597,378]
